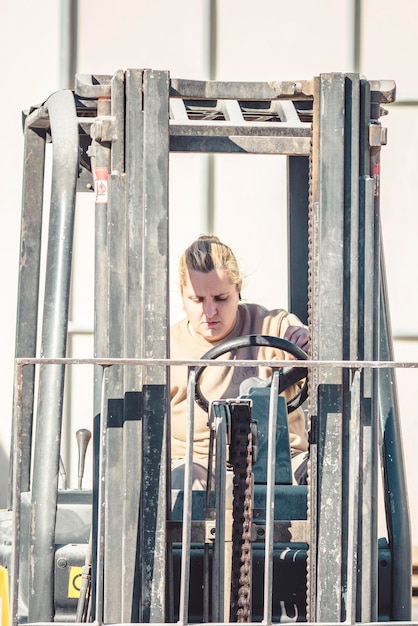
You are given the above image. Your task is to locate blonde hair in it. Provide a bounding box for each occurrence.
[179,235,242,293]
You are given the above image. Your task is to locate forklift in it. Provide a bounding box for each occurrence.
[0,70,412,624]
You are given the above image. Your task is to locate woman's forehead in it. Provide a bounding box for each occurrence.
[184,268,234,294]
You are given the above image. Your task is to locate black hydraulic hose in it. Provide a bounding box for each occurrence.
[28,89,79,623]
[379,252,411,621]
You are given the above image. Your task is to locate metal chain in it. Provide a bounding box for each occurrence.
[306,98,316,623]
[229,403,253,622]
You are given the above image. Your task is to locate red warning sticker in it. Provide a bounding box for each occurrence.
[94,166,109,204]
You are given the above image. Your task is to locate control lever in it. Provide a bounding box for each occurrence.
[76,428,92,490]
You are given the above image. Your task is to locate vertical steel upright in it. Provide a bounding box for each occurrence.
[136,69,170,624]
[122,68,145,622]
[85,69,170,623]
[11,117,46,502]
[307,73,393,622]
[94,69,127,624]
[308,73,347,623]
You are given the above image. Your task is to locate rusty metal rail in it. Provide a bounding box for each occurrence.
[12,356,418,369]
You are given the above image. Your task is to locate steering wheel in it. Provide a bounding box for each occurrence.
[194,334,308,413]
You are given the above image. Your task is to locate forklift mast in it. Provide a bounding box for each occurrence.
[2,71,411,625]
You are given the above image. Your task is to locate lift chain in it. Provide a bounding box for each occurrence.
[229,402,253,622]
[306,121,314,622]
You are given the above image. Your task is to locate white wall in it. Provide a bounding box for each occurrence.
[1,0,417,546]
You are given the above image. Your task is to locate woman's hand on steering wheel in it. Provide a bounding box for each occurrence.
[283,325,309,354]
[194,334,308,414]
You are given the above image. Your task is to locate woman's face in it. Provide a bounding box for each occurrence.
[182,268,240,342]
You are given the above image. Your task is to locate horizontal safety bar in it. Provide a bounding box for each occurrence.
[13,356,418,369]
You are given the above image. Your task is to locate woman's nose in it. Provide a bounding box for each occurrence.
[203,300,216,317]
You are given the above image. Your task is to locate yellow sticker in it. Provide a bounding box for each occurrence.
[0,565,10,626]
[68,566,83,599]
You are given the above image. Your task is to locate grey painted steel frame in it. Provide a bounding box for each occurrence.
[11,69,410,626]
[167,72,408,621]
[307,74,410,621]
[13,90,79,623]
[11,120,46,503]
[122,69,145,622]
[137,69,170,624]
[308,74,347,622]
[308,75,342,621]
[358,77,379,623]
[101,70,128,624]
[87,70,170,623]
